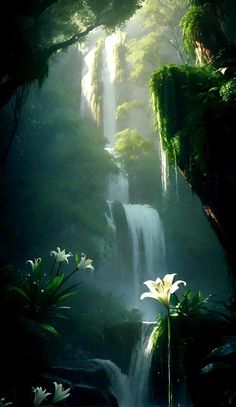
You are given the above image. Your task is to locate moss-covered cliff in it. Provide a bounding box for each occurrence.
[150,0,236,284]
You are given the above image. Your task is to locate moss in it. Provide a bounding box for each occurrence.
[180,4,218,55]
[150,64,224,183]
[180,5,205,54]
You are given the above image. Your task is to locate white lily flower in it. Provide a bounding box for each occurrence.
[26,258,42,272]
[52,382,70,404]
[140,273,186,308]
[77,253,94,272]
[32,387,51,407]
[50,247,73,264]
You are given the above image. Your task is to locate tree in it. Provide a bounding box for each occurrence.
[0,0,143,109]
[126,0,187,85]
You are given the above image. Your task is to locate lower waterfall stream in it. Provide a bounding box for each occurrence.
[91,322,156,407]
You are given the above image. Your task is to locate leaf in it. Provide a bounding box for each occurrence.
[9,286,31,302]
[41,323,58,336]
[170,293,179,306]
[57,290,79,302]
[75,253,79,270]
[45,274,64,293]
[34,260,44,280]
[54,313,69,320]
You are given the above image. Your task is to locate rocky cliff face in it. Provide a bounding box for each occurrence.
[150,0,236,285]
[150,64,236,285]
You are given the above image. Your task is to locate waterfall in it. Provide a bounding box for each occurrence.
[107,172,129,203]
[79,31,166,309]
[123,204,165,301]
[105,148,129,203]
[102,33,121,145]
[91,359,131,407]
[129,322,156,407]
[90,323,156,407]
[160,141,169,195]
[80,45,97,119]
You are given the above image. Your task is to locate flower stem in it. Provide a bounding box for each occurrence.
[61,268,77,284]
[167,308,172,407]
[56,262,62,276]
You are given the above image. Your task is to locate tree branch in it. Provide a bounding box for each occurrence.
[47,23,98,56]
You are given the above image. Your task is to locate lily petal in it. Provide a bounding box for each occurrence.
[141,273,187,308]
[140,291,160,300]
[170,280,186,294]
[163,273,177,287]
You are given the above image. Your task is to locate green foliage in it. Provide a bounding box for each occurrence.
[180,5,206,53]
[150,64,223,181]
[116,100,143,121]
[127,32,162,84]
[171,289,211,316]
[113,41,127,83]
[0,0,143,105]
[114,128,152,167]
[180,2,229,63]
[4,51,115,262]
[151,289,222,406]
[219,78,236,102]
[8,251,85,335]
[114,128,161,204]
[126,0,187,85]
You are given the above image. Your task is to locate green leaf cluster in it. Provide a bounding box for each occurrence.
[219,78,236,102]
[116,100,143,121]
[9,255,81,335]
[114,128,152,167]
[126,0,187,85]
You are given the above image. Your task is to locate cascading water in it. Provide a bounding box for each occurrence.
[91,359,131,407]
[129,322,156,407]
[99,33,166,305]
[90,323,156,407]
[123,204,165,302]
[80,45,97,119]
[159,140,169,195]
[102,33,122,145]
[80,31,166,406]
